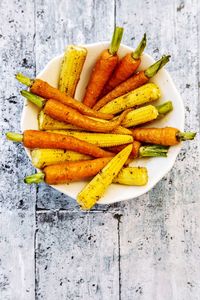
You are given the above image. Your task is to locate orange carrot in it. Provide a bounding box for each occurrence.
[93,55,170,111]
[30,78,113,120]
[43,99,129,133]
[16,74,113,120]
[43,158,112,184]
[24,158,112,185]
[101,34,146,96]
[132,127,196,146]
[82,27,123,107]
[6,131,114,158]
[107,141,141,158]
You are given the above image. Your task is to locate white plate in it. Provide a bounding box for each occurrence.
[21,42,185,205]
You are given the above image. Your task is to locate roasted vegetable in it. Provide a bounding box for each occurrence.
[16,73,113,120]
[44,99,129,133]
[101,33,146,96]
[77,144,132,210]
[38,110,80,130]
[38,110,132,134]
[6,130,114,158]
[113,167,148,186]
[99,83,161,114]
[82,27,123,107]
[21,91,129,133]
[94,55,170,111]
[24,158,112,184]
[59,45,87,97]
[50,130,133,147]
[131,127,196,146]
[122,101,173,128]
[24,163,148,187]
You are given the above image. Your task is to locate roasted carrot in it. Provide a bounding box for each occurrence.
[16,73,113,120]
[6,131,114,158]
[131,127,196,146]
[24,161,148,187]
[107,141,169,158]
[82,27,123,108]
[101,33,146,96]
[24,158,112,185]
[44,99,129,133]
[93,55,170,111]
[107,141,141,158]
[21,91,129,133]
[38,110,132,135]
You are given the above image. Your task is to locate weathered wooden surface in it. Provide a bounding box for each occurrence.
[0,1,36,299]
[0,0,200,299]
[36,211,119,299]
[117,1,200,299]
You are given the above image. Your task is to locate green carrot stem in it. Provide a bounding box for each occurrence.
[156,101,173,118]
[176,132,196,141]
[132,33,146,60]
[109,26,124,55]
[24,172,45,184]
[144,55,170,78]
[15,73,34,87]
[139,145,169,157]
[6,132,23,142]
[21,90,45,108]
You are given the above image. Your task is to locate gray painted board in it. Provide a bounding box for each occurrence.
[36,211,119,300]
[0,1,36,299]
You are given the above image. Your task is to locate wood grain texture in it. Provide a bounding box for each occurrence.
[36,211,119,300]
[116,0,200,299]
[0,0,36,299]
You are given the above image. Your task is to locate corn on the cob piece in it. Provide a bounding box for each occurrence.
[122,101,173,128]
[113,167,148,186]
[122,105,159,128]
[88,117,132,134]
[38,111,81,131]
[99,83,161,114]
[50,130,133,147]
[58,45,87,97]
[31,149,91,169]
[77,144,132,210]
